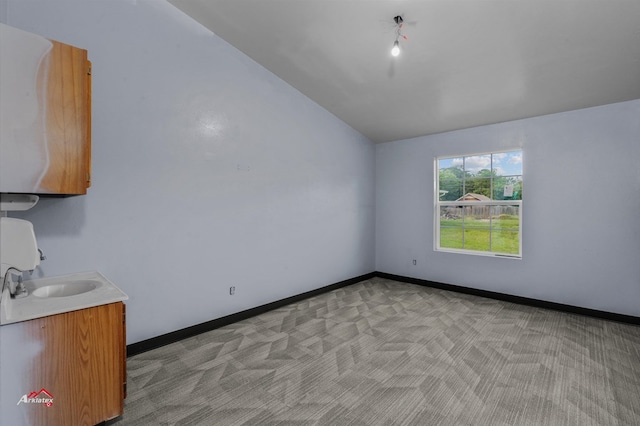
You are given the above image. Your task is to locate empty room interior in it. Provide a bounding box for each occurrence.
[0,0,639,425]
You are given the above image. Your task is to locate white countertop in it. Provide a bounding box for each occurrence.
[0,271,128,325]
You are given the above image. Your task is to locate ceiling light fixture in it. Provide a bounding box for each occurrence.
[391,15,407,57]
[391,40,400,57]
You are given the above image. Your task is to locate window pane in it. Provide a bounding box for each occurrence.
[464,205,491,228]
[493,176,522,200]
[440,206,462,225]
[491,205,520,229]
[463,229,490,251]
[463,178,492,199]
[439,179,463,201]
[492,151,522,176]
[491,229,519,254]
[438,157,463,170]
[464,154,491,175]
[440,226,463,249]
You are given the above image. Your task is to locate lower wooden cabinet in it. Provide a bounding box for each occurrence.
[24,302,126,426]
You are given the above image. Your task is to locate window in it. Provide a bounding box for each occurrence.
[435,150,522,258]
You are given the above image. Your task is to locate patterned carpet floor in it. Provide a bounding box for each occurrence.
[109,277,640,425]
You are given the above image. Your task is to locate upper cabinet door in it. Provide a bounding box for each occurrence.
[0,24,91,195]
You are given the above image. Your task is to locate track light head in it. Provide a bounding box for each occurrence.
[391,40,400,57]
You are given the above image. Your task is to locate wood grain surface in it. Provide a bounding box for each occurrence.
[25,302,125,426]
[38,40,91,194]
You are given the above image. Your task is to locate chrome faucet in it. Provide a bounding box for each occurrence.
[2,267,28,299]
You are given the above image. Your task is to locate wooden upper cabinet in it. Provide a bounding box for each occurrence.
[39,40,92,194]
[0,24,91,195]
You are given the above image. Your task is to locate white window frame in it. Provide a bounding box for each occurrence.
[434,150,523,259]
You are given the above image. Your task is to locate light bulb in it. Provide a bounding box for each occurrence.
[391,41,400,57]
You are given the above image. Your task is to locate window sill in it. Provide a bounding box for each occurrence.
[435,247,522,259]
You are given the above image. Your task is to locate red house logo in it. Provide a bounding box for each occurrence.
[17,388,54,407]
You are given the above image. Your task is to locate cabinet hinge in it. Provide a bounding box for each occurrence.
[87,64,92,75]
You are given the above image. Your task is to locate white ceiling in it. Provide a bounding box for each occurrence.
[168,0,640,143]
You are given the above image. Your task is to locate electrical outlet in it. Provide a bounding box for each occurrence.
[229,286,235,295]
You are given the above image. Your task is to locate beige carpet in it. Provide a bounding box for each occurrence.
[109,277,640,425]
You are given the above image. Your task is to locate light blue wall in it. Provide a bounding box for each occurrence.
[376,99,640,316]
[3,0,375,344]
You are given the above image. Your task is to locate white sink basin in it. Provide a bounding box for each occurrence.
[32,280,99,298]
[1,271,128,325]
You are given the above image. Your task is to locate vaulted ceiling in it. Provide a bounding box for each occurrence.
[169,0,640,143]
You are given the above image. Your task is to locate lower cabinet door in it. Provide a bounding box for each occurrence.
[24,302,125,426]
